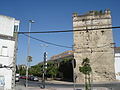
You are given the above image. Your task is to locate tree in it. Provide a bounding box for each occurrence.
[29,64,43,77]
[47,62,58,79]
[79,58,92,90]
[19,66,26,75]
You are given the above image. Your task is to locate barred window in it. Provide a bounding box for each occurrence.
[1,46,8,56]
[14,25,18,32]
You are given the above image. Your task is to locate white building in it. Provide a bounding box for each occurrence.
[0,15,20,90]
[115,47,120,80]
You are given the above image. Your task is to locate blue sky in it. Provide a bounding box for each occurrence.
[0,0,120,65]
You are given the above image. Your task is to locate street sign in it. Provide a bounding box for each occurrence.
[27,56,32,62]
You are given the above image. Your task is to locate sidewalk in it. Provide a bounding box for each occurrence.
[45,80,73,84]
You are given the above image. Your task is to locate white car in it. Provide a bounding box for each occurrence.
[30,76,39,81]
[33,77,39,81]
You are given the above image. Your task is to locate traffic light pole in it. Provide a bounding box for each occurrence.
[42,52,47,89]
[42,64,45,88]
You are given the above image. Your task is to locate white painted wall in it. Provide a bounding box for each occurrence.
[0,15,15,36]
[0,39,15,65]
[0,15,20,90]
[115,53,120,80]
[0,39,15,90]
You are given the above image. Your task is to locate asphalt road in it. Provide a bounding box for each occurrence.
[16,79,75,88]
[16,79,120,90]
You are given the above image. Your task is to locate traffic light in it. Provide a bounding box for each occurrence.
[44,52,47,69]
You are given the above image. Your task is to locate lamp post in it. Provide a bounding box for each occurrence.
[26,20,35,87]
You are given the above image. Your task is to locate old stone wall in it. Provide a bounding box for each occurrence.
[73,10,115,83]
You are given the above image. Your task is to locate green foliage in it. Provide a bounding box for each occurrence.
[19,66,26,75]
[79,58,92,75]
[19,57,74,81]
[79,64,92,75]
[47,61,58,78]
[79,58,92,90]
[99,10,103,14]
[28,61,59,78]
[29,64,43,77]
[94,10,104,16]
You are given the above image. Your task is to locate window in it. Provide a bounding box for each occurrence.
[1,46,8,56]
[14,25,18,32]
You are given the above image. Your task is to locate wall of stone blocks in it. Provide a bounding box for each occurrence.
[73,10,116,83]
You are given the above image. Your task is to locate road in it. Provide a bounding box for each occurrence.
[16,79,75,88]
[16,79,120,90]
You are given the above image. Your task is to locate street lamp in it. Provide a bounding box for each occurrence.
[26,20,35,87]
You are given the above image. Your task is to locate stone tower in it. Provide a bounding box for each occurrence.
[73,9,115,83]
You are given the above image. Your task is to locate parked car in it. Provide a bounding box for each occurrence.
[29,76,39,81]
[33,76,39,81]
[20,76,28,79]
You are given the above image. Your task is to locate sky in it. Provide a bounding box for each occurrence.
[0,0,120,65]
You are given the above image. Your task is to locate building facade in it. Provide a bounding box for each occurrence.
[0,15,20,90]
[73,9,115,83]
[50,50,73,61]
[114,47,120,80]
[48,50,73,66]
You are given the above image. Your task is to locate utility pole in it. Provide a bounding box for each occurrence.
[42,52,47,89]
[26,20,35,87]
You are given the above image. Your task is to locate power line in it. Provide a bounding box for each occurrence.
[22,34,72,49]
[19,26,120,49]
[18,26,120,34]
[22,34,113,49]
